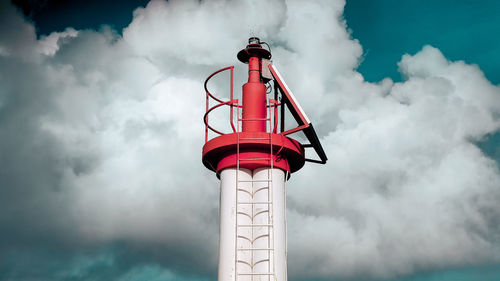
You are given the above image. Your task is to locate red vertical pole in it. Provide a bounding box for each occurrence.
[230,66,236,132]
[273,100,278,134]
[242,56,267,132]
[205,92,209,143]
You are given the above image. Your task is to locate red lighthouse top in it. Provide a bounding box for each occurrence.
[202,38,327,177]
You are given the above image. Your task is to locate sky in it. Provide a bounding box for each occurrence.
[0,0,500,281]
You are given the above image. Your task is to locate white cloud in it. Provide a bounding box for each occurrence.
[38,28,79,56]
[288,46,500,279]
[0,0,500,280]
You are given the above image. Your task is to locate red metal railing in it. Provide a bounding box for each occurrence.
[204,66,280,143]
[204,66,238,143]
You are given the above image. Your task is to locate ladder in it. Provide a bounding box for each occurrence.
[235,98,276,281]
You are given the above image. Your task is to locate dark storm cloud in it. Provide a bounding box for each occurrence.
[0,41,76,250]
[0,1,219,277]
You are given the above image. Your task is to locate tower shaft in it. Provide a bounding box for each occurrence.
[219,168,287,281]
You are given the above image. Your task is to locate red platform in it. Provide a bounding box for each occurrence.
[202,131,305,176]
[202,38,326,178]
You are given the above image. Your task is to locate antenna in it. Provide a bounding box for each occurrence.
[249,28,256,39]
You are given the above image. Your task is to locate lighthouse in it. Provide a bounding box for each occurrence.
[202,37,327,281]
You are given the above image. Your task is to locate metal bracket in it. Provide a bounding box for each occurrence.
[268,64,328,164]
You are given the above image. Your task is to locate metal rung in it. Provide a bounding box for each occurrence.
[237,201,272,204]
[237,224,273,227]
[239,158,272,161]
[238,117,271,120]
[237,273,275,276]
[238,179,272,182]
[237,248,274,251]
[238,137,272,140]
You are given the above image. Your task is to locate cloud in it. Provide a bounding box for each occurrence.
[0,0,500,280]
[38,27,79,56]
[287,46,500,279]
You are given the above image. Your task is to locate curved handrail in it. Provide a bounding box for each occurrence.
[204,66,233,104]
[204,66,281,143]
[204,100,237,136]
[205,66,237,142]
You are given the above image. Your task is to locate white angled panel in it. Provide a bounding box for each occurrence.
[269,64,311,125]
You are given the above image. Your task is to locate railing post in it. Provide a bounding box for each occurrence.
[272,100,279,134]
[206,91,209,143]
[204,66,236,140]
[230,66,236,133]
